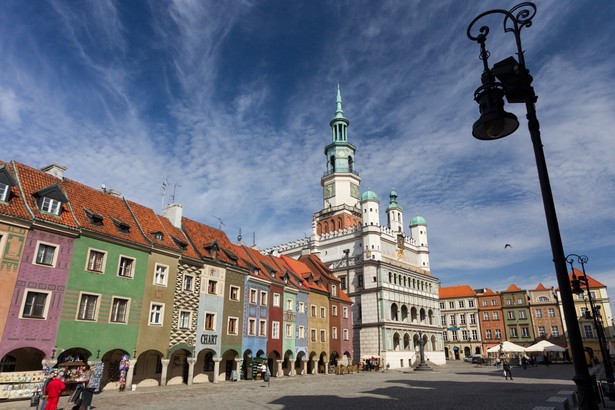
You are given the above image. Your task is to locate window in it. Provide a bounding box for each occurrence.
[228,317,238,335]
[35,243,57,266]
[230,286,240,301]
[320,329,326,342]
[273,293,280,307]
[357,274,363,287]
[343,329,349,340]
[472,330,478,340]
[21,291,49,319]
[482,300,488,307]
[521,327,529,337]
[285,323,292,338]
[320,307,326,318]
[507,311,515,320]
[250,289,257,304]
[78,294,99,321]
[183,274,194,292]
[462,330,469,340]
[149,303,164,325]
[506,299,512,306]
[483,312,489,321]
[272,321,280,339]
[179,310,191,329]
[551,326,559,337]
[458,300,465,308]
[332,327,338,340]
[299,326,305,339]
[248,318,257,335]
[118,256,135,278]
[332,306,338,316]
[537,296,549,302]
[86,249,106,273]
[449,314,456,325]
[340,276,346,290]
[468,300,475,308]
[440,302,445,309]
[207,280,217,295]
[311,329,317,342]
[441,316,446,326]
[0,182,9,202]
[538,326,546,337]
[343,307,349,319]
[451,331,458,341]
[110,297,129,323]
[491,300,497,306]
[519,311,527,319]
[41,197,61,215]
[311,305,317,317]
[260,291,268,306]
[583,324,594,338]
[443,331,448,341]
[470,314,477,324]
[517,298,523,304]
[205,313,215,331]
[154,264,168,286]
[259,319,267,337]
[535,308,543,318]
[331,285,337,296]
[548,308,555,318]
[493,311,499,320]
[510,328,518,337]
[299,302,305,313]
[485,329,492,339]
[286,299,293,310]
[495,329,502,339]
[460,314,466,325]
[448,301,454,309]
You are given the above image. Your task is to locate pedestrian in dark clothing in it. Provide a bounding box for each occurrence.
[503,361,513,380]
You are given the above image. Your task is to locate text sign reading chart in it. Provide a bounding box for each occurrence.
[200,334,218,345]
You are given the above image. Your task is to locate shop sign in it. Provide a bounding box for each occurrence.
[200,334,218,345]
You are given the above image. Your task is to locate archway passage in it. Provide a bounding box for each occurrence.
[1,348,45,372]
[318,352,328,374]
[267,350,280,377]
[283,350,294,376]
[221,350,238,381]
[296,351,306,375]
[132,349,163,387]
[242,350,253,380]
[167,348,192,385]
[100,349,130,390]
[308,352,317,374]
[194,349,216,383]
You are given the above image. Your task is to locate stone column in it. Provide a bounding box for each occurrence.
[186,358,196,386]
[160,359,170,387]
[125,359,137,389]
[289,360,296,376]
[274,360,282,377]
[213,358,221,384]
[325,362,329,374]
[311,359,318,375]
[302,359,308,375]
[234,359,243,382]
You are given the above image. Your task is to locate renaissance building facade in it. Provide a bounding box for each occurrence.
[265,87,445,368]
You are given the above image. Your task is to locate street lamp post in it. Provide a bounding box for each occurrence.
[467,3,598,408]
[568,254,615,399]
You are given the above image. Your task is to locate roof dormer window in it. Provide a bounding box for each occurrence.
[0,166,16,203]
[111,217,130,234]
[152,231,164,241]
[171,235,188,251]
[84,208,104,226]
[34,184,67,216]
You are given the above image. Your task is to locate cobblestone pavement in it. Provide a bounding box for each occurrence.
[0,362,607,410]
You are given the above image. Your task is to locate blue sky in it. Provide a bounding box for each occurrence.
[2,1,614,312]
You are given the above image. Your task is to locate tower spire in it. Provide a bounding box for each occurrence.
[335,83,345,119]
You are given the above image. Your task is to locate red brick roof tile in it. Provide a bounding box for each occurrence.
[439,285,476,299]
[0,161,30,221]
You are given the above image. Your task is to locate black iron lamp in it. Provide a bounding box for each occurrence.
[467,3,598,408]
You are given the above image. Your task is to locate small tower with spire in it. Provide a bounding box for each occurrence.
[386,189,404,233]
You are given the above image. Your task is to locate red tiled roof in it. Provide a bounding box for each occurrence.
[439,285,476,299]
[503,284,522,292]
[61,177,149,245]
[0,161,30,220]
[299,254,352,303]
[281,254,328,293]
[182,217,242,266]
[476,289,497,296]
[12,162,80,229]
[569,269,606,289]
[534,283,549,291]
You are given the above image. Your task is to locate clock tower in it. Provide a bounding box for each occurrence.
[317,86,362,235]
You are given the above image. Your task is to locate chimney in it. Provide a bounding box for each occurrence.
[163,203,183,228]
[41,164,67,179]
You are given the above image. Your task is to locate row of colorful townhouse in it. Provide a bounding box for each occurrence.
[0,160,354,390]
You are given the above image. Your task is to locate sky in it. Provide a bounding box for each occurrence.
[1,1,614,314]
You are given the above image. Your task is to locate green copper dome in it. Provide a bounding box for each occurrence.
[387,189,402,211]
[410,215,427,226]
[361,188,379,202]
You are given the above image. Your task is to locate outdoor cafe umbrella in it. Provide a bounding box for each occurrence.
[525,340,566,352]
[487,341,526,353]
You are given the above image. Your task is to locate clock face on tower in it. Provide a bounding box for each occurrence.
[324,183,335,199]
[350,183,360,199]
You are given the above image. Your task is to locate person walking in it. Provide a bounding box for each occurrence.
[503,360,513,381]
[44,371,66,410]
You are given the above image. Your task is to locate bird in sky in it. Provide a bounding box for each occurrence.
[504,244,512,249]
